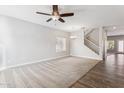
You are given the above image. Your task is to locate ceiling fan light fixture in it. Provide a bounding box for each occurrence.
[52,16,60,21]
[36,5,74,23]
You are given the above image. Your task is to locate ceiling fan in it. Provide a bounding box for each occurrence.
[36,5,74,23]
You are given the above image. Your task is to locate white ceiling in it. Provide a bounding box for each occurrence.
[105,26,124,36]
[0,5,124,32]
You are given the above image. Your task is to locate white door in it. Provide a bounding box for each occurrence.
[118,40,124,52]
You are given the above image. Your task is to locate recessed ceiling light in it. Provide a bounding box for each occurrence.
[113,26,116,29]
[70,36,78,39]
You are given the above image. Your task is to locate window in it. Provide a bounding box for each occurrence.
[118,40,124,52]
[56,37,66,52]
[107,40,115,50]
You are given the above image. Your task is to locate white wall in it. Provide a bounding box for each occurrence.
[0,15,70,68]
[70,30,102,60]
[107,29,124,36]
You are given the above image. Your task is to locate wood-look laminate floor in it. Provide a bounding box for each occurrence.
[0,57,98,88]
[72,54,124,88]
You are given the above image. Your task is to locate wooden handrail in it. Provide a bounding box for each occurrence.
[86,36,99,46]
[84,38,99,49]
[84,38,99,54]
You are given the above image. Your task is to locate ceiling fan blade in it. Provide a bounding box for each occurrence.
[46,18,52,22]
[53,5,58,12]
[36,12,51,16]
[60,13,74,17]
[58,18,65,23]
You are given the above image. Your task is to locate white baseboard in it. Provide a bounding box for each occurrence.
[0,54,102,72]
[70,54,102,60]
[1,55,70,71]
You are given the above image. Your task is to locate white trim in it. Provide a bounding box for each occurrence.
[1,55,70,71]
[0,54,102,72]
[0,44,6,69]
[70,54,102,60]
[0,67,7,72]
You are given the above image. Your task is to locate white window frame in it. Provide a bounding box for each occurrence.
[56,37,66,52]
[118,40,124,52]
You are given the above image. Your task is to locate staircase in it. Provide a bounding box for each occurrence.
[84,28,101,55]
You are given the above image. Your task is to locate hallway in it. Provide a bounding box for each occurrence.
[72,54,124,88]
